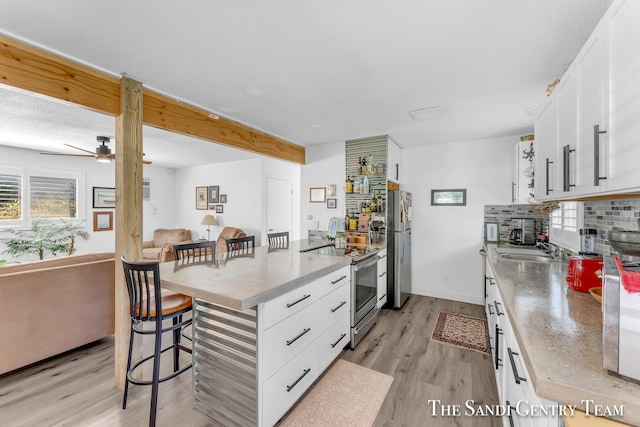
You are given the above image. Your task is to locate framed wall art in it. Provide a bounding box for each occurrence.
[93,211,113,231]
[93,187,115,209]
[220,194,227,203]
[431,189,467,206]
[215,205,223,214]
[208,186,220,204]
[327,198,337,209]
[310,187,326,203]
[196,187,208,210]
[485,221,499,243]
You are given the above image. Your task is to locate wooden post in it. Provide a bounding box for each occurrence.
[114,76,144,389]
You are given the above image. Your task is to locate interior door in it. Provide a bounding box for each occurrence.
[266,177,292,237]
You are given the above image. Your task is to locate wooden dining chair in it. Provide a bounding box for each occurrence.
[267,231,289,249]
[173,241,216,261]
[121,257,193,427]
[225,236,256,258]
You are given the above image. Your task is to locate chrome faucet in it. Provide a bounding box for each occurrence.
[538,241,560,259]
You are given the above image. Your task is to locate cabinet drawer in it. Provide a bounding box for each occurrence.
[261,279,318,329]
[263,341,318,427]
[318,313,350,372]
[377,262,387,308]
[316,282,350,333]
[262,303,318,380]
[317,265,350,296]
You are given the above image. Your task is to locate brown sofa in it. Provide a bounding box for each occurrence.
[216,227,247,254]
[0,252,115,375]
[143,228,193,262]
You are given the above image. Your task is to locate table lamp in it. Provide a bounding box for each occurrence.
[201,214,217,241]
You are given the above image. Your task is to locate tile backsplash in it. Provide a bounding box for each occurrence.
[584,197,640,256]
[484,204,549,244]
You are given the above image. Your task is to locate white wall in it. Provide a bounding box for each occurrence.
[402,135,516,304]
[0,146,174,262]
[300,142,346,236]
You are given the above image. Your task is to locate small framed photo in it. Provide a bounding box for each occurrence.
[485,221,500,243]
[327,184,336,197]
[93,211,113,232]
[431,189,467,206]
[208,186,220,204]
[209,204,216,210]
[215,205,224,214]
[310,187,326,203]
[196,187,208,210]
[327,198,337,209]
[220,194,227,203]
[93,187,115,209]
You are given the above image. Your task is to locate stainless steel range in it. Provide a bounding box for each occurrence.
[301,245,380,348]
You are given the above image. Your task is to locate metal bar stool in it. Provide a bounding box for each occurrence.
[267,231,289,249]
[121,256,193,427]
[173,240,216,261]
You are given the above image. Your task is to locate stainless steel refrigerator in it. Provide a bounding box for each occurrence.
[386,189,412,308]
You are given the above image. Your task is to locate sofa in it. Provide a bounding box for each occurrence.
[143,228,193,262]
[0,252,115,375]
[216,227,247,254]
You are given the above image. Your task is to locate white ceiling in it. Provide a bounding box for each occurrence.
[0,0,611,167]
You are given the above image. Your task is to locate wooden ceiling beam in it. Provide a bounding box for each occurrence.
[0,34,306,164]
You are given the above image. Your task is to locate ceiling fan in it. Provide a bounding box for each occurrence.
[40,136,152,164]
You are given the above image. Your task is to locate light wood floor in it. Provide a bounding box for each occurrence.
[0,295,499,426]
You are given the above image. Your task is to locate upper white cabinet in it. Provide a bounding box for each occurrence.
[387,137,402,183]
[605,0,640,192]
[535,0,640,200]
[533,98,557,200]
[511,137,535,204]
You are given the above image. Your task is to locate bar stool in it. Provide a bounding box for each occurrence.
[267,231,289,249]
[121,256,193,427]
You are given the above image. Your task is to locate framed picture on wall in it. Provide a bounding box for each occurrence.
[93,187,115,208]
[327,198,337,209]
[208,186,220,204]
[220,194,227,203]
[196,187,208,210]
[216,205,223,214]
[485,221,499,243]
[310,187,326,203]
[93,211,113,231]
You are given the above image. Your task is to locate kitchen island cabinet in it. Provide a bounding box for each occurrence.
[484,244,640,426]
[160,240,351,426]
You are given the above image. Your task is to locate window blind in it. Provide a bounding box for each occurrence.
[29,175,77,219]
[0,173,22,220]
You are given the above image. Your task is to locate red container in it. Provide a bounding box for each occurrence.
[566,256,603,292]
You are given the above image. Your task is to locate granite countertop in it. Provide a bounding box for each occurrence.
[485,243,640,426]
[159,239,351,311]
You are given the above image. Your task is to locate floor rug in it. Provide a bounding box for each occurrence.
[279,359,394,427]
[431,311,491,355]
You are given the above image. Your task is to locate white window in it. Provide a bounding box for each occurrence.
[549,201,583,252]
[0,165,84,228]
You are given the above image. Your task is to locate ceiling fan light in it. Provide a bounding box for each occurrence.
[96,156,112,164]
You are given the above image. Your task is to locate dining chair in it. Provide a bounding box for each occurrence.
[121,256,193,427]
[173,240,216,261]
[225,236,256,258]
[267,231,289,249]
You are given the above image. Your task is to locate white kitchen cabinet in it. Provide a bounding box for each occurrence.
[533,98,557,201]
[512,138,535,204]
[602,0,640,193]
[387,137,402,183]
[574,18,609,196]
[377,249,388,307]
[555,62,578,197]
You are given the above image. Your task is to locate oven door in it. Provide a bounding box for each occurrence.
[351,255,379,327]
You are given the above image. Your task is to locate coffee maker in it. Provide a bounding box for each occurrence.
[509,218,535,246]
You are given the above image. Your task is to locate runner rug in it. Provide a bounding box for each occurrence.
[431,311,491,355]
[279,359,394,427]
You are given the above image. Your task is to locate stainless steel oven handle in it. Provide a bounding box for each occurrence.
[353,255,380,272]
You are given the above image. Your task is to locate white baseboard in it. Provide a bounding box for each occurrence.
[410,288,483,306]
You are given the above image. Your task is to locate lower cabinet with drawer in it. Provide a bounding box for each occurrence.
[377,249,388,308]
[192,265,351,427]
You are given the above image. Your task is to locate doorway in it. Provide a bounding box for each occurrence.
[266,177,292,238]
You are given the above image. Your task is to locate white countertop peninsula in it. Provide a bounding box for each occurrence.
[159,239,348,310]
[485,243,640,426]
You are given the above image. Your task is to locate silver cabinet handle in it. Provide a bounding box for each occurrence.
[395,163,399,181]
[487,303,494,316]
[286,328,311,346]
[378,271,387,278]
[331,333,347,348]
[545,158,553,195]
[331,275,347,284]
[562,145,575,192]
[286,368,311,392]
[286,294,311,308]
[495,325,503,370]
[379,294,387,301]
[511,181,516,203]
[594,124,607,186]
[331,301,347,313]
[508,347,528,384]
[494,301,504,316]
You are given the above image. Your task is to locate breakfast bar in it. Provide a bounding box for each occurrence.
[159,240,352,426]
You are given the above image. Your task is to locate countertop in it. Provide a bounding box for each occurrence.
[159,239,351,311]
[485,243,640,426]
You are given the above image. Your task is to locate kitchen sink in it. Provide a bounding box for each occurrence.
[493,247,556,262]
